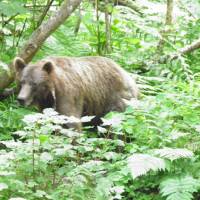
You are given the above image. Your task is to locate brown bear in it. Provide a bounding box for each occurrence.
[14,56,138,129]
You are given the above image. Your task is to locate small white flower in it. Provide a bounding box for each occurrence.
[13,131,28,137]
[102,115,124,127]
[112,194,122,200]
[81,160,104,171]
[50,115,68,124]
[66,116,81,123]
[0,171,16,176]
[111,186,124,194]
[97,126,107,133]
[0,183,8,191]
[194,125,200,133]
[103,152,119,161]
[23,113,43,124]
[0,152,15,165]
[60,129,81,137]
[81,116,95,122]
[43,108,58,116]
[54,146,73,156]
[1,140,23,149]
[40,152,53,162]
[9,198,27,200]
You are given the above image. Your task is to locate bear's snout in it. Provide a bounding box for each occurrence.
[17,84,33,106]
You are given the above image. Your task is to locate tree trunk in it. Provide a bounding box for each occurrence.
[96,0,101,55]
[0,0,82,92]
[105,0,112,53]
[157,0,174,53]
[166,0,173,25]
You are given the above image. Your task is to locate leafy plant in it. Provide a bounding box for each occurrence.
[1,0,200,200]
[154,148,194,161]
[128,154,166,179]
[160,176,200,200]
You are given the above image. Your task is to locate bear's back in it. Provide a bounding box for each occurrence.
[42,56,138,116]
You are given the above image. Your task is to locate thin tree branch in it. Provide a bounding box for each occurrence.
[115,0,144,16]
[37,0,54,28]
[170,38,200,60]
[16,18,28,47]
[177,0,197,19]
[74,5,82,35]
[18,0,82,63]
[2,14,18,27]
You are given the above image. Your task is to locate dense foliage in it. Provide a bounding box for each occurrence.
[1,0,200,199]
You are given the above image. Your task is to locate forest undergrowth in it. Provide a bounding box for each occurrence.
[1,1,200,199]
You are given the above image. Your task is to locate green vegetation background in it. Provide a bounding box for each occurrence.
[1,0,200,200]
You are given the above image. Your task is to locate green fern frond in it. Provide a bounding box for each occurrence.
[160,176,200,200]
[164,192,193,200]
[169,130,188,140]
[127,154,166,179]
[154,148,194,161]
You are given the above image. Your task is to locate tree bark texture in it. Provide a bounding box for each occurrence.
[74,6,82,35]
[157,0,174,53]
[166,0,173,25]
[105,0,112,53]
[96,0,101,55]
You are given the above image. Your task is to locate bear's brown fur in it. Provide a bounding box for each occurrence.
[14,56,138,129]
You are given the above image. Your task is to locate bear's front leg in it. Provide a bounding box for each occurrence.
[56,98,83,132]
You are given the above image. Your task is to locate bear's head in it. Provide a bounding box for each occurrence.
[14,57,56,110]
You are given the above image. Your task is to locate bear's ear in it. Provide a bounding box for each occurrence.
[43,61,53,74]
[14,57,26,72]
